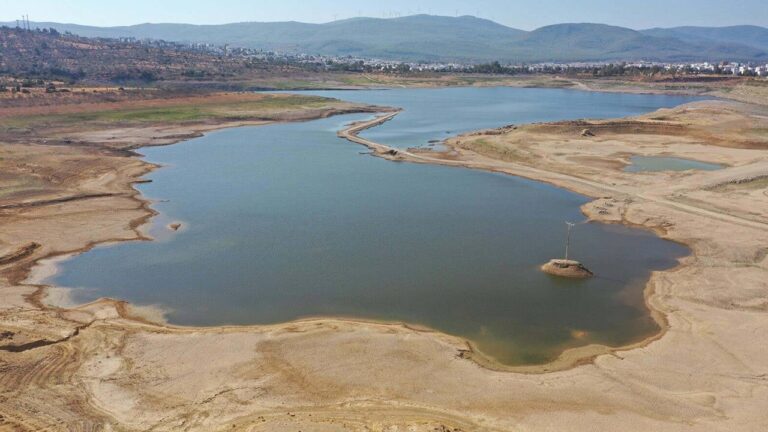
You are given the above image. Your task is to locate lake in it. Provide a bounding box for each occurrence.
[51,88,697,365]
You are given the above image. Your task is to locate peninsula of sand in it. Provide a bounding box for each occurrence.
[1,83,768,431]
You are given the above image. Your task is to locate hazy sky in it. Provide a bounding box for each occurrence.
[3,0,767,29]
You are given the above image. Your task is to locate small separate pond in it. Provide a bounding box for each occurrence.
[625,156,724,172]
[50,88,699,365]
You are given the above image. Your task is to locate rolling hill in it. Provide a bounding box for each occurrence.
[640,25,768,52]
[5,15,767,63]
[0,27,289,83]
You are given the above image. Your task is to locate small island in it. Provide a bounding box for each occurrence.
[541,222,594,278]
[541,259,594,278]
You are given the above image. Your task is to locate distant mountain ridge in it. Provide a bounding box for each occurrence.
[639,25,768,52]
[4,15,767,63]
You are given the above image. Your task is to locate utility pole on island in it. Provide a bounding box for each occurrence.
[541,220,593,278]
[564,221,575,261]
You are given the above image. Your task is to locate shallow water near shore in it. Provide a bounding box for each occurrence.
[625,155,724,172]
[52,88,697,365]
[299,87,705,150]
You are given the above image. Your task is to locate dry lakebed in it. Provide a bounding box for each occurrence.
[1,88,767,431]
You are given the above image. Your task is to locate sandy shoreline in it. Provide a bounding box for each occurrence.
[33,108,674,372]
[6,102,396,316]
[336,112,683,372]
[1,90,767,430]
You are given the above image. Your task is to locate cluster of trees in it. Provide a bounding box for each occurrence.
[461,61,739,78]
[469,61,513,74]
[110,70,159,83]
[0,25,60,36]
[4,66,88,82]
[0,78,64,94]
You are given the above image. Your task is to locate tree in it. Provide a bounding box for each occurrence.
[394,63,411,73]
[138,70,158,82]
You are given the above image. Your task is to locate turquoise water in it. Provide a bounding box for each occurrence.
[625,155,724,172]
[51,88,697,365]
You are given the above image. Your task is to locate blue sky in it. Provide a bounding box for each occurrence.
[3,0,767,29]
